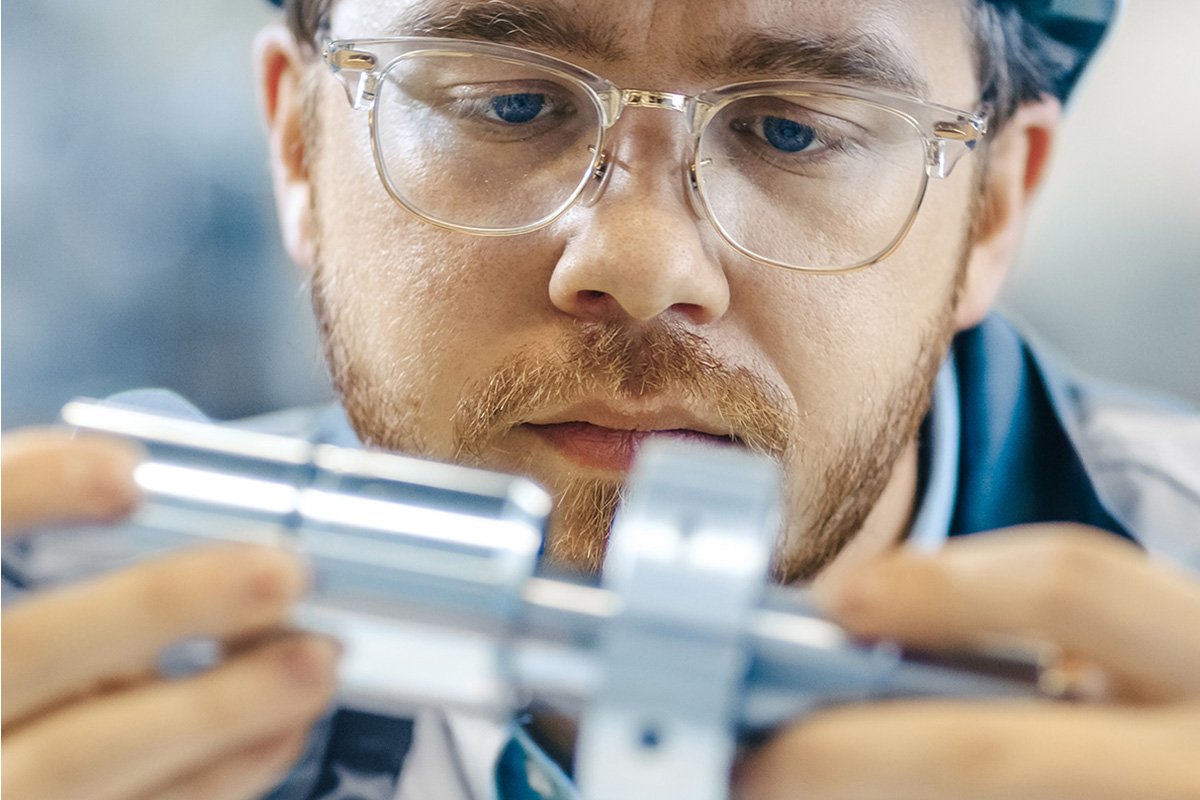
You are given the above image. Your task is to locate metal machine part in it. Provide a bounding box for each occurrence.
[55,399,1050,795]
[60,399,552,718]
[575,442,779,800]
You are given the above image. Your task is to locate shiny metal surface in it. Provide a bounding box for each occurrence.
[61,399,1046,745]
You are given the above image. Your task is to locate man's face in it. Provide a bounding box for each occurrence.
[301,0,985,579]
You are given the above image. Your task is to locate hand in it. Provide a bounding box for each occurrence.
[1,429,341,800]
[735,525,1200,800]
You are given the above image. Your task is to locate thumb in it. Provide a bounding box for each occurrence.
[812,525,1200,702]
[1,429,143,537]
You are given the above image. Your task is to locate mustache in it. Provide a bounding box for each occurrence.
[451,322,795,461]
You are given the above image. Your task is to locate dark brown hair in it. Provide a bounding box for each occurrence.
[281,0,1075,130]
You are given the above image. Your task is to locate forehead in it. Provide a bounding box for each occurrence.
[330,0,978,102]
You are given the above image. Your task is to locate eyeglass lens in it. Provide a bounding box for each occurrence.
[375,52,603,231]
[373,51,931,269]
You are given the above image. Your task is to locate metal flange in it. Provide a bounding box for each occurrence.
[575,440,781,800]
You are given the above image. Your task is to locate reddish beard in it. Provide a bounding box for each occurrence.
[450,322,795,573]
[313,279,952,580]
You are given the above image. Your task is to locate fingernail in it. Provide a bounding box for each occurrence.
[79,439,144,519]
[243,548,308,608]
[283,636,341,689]
[814,562,889,622]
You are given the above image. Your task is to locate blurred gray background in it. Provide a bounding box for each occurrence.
[2,0,331,427]
[3,0,1198,429]
[999,0,1200,403]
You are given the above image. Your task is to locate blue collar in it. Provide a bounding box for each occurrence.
[907,356,961,551]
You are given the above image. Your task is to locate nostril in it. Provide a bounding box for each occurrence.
[567,289,616,319]
[672,301,721,326]
[543,289,622,324]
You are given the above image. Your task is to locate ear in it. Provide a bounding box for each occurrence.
[255,24,317,272]
[955,96,1062,330]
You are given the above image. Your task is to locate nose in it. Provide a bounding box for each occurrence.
[548,119,730,325]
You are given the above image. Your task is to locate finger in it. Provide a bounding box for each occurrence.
[134,729,311,800]
[1,428,142,536]
[736,700,1200,800]
[2,634,339,800]
[813,526,1200,700]
[2,543,308,726]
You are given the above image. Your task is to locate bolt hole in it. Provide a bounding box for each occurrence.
[639,725,663,750]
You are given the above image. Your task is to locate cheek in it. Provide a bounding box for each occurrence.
[311,119,568,443]
[315,85,562,322]
[729,187,969,433]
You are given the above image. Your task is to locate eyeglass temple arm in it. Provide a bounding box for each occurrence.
[930,114,989,179]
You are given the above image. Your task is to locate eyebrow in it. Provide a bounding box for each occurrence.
[384,0,627,62]
[697,30,928,97]
[380,2,926,97]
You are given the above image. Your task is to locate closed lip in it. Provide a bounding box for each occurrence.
[523,400,738,438]
[520,401,742,472]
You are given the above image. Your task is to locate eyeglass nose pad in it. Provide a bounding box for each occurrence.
[685,161,706,221]
[577,148,612,209]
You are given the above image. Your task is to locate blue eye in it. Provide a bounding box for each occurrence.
[762,116,816,153]
[490,93,546,124]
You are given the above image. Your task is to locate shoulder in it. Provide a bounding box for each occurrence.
[1032,341,1200,569]
[966,316,1200,570]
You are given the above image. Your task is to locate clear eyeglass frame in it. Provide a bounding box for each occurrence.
[323,36,990,274]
